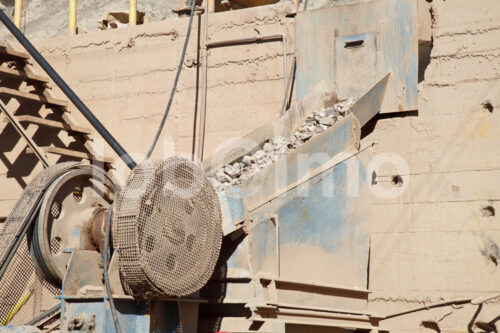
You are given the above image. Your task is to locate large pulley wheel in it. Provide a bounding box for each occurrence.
[29,166,118,285]
[113,157,223,298]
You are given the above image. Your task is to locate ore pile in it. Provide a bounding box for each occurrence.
[211,98,356,192]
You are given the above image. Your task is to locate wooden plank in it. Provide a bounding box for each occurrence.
[17,115,91,134]
[0,87,68,107]
[39,87,116,171]
[0,66,49,83]
[26,145,114,164]
[0,100,50,167]
[0,42,30,60]
[232,0,278,6]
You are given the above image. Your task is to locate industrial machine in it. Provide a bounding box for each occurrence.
[0,0,418,331]
[0,78,391,332]
[0,158,223,332]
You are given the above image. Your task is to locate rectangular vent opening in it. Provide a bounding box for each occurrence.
[344,40,365,48]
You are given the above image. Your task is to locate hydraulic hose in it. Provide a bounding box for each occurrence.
[103,205,122,333]
[145,0,196,160]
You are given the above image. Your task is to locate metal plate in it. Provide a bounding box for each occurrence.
[296,0,418,113]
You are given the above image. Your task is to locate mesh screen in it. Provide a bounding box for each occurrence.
[0,162,109,325]
[0,162,78,325]
[113,157,222,298]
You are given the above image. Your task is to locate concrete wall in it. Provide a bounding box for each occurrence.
[366,0,500,331]
[32,3,293,178]
[0,1,294,217]
[0,0,499,331]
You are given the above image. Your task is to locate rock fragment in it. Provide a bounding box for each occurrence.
[210,97,357,192]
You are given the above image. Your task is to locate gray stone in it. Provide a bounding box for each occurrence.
[263,142,273,152]
[216,169,232,183]
[213,96,355,192]
[254,150,266,160]
[217,183,232,192]
[319,116,335,126]
[224,163,242,178]
[272,136,288,147]
[210,177,221,189]
[242,155,253,165]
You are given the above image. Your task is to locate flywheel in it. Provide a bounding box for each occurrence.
[112,157,223,298]
[29,166,119,285]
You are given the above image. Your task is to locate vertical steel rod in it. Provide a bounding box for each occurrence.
[68,0,77,35]
[208,0,215,13]
[14,0,22,29]
[196,0,209,161]
[0,9,137,169]
[129,0,137,26]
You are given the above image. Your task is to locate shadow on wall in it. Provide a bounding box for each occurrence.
[212,0,280,12]
[0,64,94,195]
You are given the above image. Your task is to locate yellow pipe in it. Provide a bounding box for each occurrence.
[208,0,215,13]
[14,0,22,29]
[69,0,77,35]
[0,289,31,325]
[129,0,137,26]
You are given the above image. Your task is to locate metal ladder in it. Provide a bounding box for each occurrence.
[0,41,114,170]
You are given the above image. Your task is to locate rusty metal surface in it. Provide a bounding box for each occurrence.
[113,157,223,298]
[295,0,418,113]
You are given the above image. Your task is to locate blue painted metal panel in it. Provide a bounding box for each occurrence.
[335,32,377,99]
[248,150,371,291]
[61,299,152,333]
[218,187,245,235]
[1,327,41,332]
[250,218,277,276]
[295,0,417,113]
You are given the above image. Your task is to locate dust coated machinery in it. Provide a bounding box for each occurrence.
[0,0,418,331]
[0,76,391,332]
[0,157,223,332]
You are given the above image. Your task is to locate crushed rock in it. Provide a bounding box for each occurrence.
[211,98,356,192]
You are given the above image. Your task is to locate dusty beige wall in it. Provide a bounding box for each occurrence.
[33,3,294,181]
[0,3,294,218]
[0,0,498,330]
[367,0,500,331]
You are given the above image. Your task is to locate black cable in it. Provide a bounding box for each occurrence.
[103,205,122,333]
[145,0,197,160]
[0,9,137,170]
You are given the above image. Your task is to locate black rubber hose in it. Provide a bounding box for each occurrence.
[145,0,196,160]
[0,9,137,170]
[103,205,122,333]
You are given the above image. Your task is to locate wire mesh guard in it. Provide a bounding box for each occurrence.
[113,157,222,298]
[0,162,77,325]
